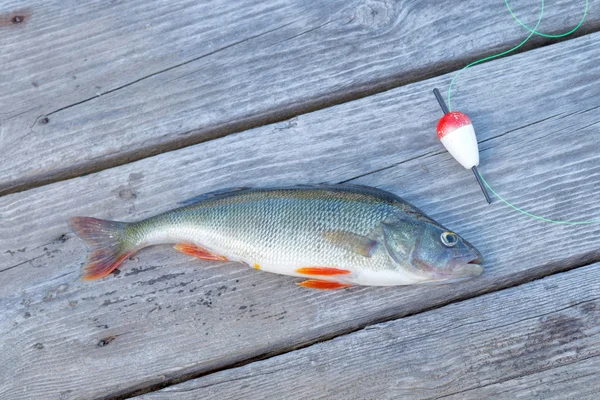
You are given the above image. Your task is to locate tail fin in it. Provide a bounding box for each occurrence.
[70,217,136,280]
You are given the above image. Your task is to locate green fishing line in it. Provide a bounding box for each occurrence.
[447,0,593,224]
[476,169,600,225]
[447,1,543,113]
[506,0,588,38]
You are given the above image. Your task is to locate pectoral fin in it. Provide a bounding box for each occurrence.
[322,230,379,257]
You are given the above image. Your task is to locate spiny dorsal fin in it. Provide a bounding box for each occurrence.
[178,187,251,206]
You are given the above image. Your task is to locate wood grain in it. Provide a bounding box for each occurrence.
[133,264,600,400]
[1,31,600,399]
[1,0,598,195]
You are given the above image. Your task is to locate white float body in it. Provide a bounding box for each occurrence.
[437,112,479,169]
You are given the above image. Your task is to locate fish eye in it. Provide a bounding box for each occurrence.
[441,231,458,247]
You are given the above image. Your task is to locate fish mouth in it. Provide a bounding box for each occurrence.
[467,256,483,265]
[458,255,484,277]
[454,263,483,277]
[447,253,484,278]
[415,253,483,285]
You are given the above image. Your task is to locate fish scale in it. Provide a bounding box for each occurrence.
[71,185,483,288]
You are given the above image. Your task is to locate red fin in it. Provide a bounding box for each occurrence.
[70,217,136,280]
[296,267,351,276]
[297,279,352,290]
[174,243,228,261]
[82,251,135,280]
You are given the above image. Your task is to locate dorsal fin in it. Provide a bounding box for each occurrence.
[178,187,251,206]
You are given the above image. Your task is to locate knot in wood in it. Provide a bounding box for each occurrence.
[354,0,398,30]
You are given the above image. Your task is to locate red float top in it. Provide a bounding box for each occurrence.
[436,112,472,140]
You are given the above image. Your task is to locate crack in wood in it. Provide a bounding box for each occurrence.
[0,254,45,273]
[41,20,302,120]
[339,149,443,184]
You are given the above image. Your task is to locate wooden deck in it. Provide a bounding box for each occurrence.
[1,1,599,399]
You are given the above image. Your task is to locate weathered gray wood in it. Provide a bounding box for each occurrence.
[2,32,600,399]
[133,263,600,400]
[441,357,600,399]
[1,0,597,195]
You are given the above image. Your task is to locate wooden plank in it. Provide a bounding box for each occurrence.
[133,264,600,400]
[1,0,598,195]
[442,358,600,399]
[2,32,600,399]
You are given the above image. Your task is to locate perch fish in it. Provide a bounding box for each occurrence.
[71,185,483,289]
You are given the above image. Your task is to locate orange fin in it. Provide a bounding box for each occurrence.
[296,267,351,276]
[174,243,228,261]
[297,279,352,290]
[83,251,135,280]
[70,217,137,280]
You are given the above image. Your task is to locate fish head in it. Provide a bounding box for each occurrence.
[383,218,483,283]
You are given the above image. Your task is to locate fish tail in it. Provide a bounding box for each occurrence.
[70,217,137,280]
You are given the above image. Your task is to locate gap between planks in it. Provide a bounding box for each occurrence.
[100,252,600,400]
[2,23,598,198]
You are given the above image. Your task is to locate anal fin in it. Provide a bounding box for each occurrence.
[297,279,352,290]
[174,243,228,261]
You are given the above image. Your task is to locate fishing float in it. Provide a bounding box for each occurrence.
[432,88,492,204]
